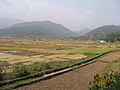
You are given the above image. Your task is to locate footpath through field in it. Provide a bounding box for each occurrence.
[17,51,120,90]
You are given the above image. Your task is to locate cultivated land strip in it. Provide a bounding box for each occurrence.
[17,51,120,90]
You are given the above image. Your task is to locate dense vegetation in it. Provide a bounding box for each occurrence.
[89,71,120,90]
[105,32,120,42]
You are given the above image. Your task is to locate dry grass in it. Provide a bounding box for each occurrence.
[0,52,86,65]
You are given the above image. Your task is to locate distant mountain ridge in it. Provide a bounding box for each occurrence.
[0,19,119,40]
[82,25,120,40]
[0,21,78,39]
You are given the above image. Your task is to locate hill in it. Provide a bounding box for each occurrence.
[0,21,77,39]
[0,17,24,28]
[82,25,120,40]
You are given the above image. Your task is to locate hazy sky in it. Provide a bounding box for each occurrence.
[0,0,120,31]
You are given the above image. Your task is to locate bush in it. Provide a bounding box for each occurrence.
[89,71,120,90]
[31,62,51,72]
[0,62,4,81]
[12,64,30,78]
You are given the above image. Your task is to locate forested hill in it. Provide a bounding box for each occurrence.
[0,21,77,39]
[82,25,120,40]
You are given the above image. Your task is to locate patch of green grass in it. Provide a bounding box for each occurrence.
[116,44,120,48]
[104,62,113,73]
[68,49,111,55]
[104,58,120,73]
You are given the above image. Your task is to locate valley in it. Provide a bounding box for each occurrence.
[0,39,119,90]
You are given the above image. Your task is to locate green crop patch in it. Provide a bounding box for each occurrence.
[69,49,111,55]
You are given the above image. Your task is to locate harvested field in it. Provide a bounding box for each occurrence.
[0,52,86,65]
[44,54,87,60]
[17,51,120,90]
[0,39,114,66]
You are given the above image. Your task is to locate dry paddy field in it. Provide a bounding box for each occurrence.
[0,52,86,65]
[0,39,116,65]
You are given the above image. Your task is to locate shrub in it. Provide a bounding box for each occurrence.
[89,71,120,90]
[12,64,30,78]
[31,62,51,72]
[0,62,4,81]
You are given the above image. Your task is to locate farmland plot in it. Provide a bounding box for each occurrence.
[0,39,118,89]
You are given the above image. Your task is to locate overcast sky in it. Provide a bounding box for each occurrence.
[0,0,120,31]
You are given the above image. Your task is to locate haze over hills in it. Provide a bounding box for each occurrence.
[76,28,92,36]
[0,21,78,39]
[0,17,24,28]
[82,25,120,40]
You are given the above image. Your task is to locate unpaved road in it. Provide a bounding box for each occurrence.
[17,51,120,90]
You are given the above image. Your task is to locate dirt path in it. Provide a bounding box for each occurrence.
[17,51,120,90]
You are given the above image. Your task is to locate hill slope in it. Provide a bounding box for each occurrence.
[82,25,120,40]
[0,21,77,39]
